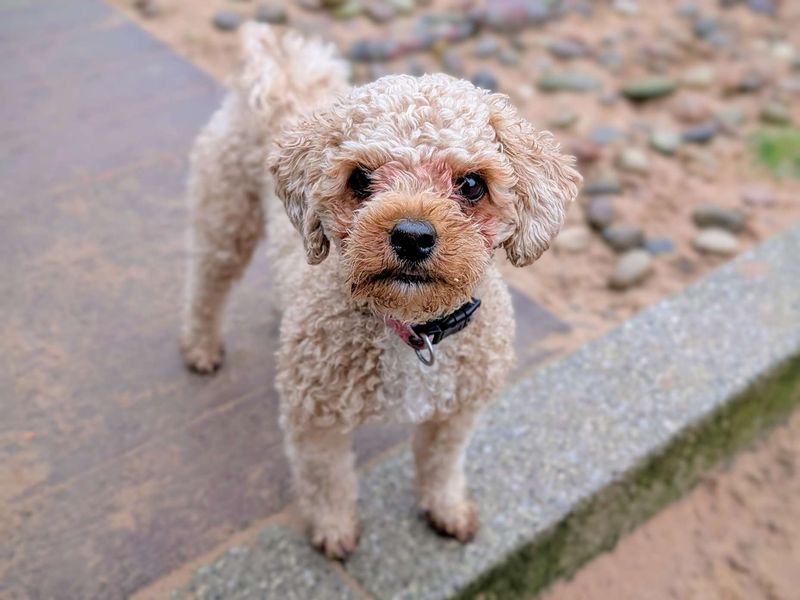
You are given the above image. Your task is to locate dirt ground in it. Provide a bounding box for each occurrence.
[543,409,800,600]
[105,0,800,597]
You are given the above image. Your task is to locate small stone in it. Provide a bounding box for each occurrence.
[693,16,719,40]
[367,63,390,81]
[671,93,713,124]
[134,0,159,18]
[584,173,622,195]
[212,11,242,31]
[554,226,591,253]
[602,224,645,252]
[724,69,766,94]
[590,126,627,146]
[609,250,653,290]
[692,204,747,233]
[441,50,465,77]
[649,130,682,155]
[407,59,426,77]
[547,38,590,60]
[676,2,700,19]
[715,107,746,133]
[760,102,792,125]
[681,64,716,89]
[471,70,499,91]
[255,3,288,24]
[498,49,519,66]
[617,147,649,173]
[365,2,395,22]
[621,76,678,100]
[612,0,639,15]
[585,195,615,230]
[349,39,401,62]
[645,238,675,255]
[473,35,499,58]
[549,110,579,129]
[746,0,777,16]
[741,185,777,207]
[387,0,414,14]
[682,121,717,144]
[479,0,554,32]
[598,48,623,72]
[693,228,739,255]
[570,139,602,164]
[331,0,363,18]
[537,71,601,93]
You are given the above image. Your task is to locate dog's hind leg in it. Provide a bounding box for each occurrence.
[180,130,265,373]
[413,407,481,542]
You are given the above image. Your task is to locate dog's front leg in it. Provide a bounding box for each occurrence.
[413,407,481,542]
[285,423,359,560]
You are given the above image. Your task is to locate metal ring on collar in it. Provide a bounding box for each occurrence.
[414,333,435,366]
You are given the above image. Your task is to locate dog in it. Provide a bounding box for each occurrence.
[181,24,581,559]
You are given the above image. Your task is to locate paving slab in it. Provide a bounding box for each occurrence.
[0,2,567,597]
[175,225,800,599]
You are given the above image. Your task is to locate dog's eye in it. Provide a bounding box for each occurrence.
[348,167,373,200]
[455,173,487,204]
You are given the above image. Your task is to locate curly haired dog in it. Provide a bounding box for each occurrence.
[181,24,581,559]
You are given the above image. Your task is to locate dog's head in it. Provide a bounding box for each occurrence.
[271,74,581,322]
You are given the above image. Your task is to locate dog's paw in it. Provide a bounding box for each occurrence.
[310,520,361,561]
[180,334,224,374]
[424,499,480,543]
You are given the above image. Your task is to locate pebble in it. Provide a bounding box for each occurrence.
[331,0,363,19]
[649,130,682,155]
[676,2,700,19]
[609,250,653,290]
[693,16,719,40]
[212,11,242,31]
[407,59,426,77]
[692,203,746,233]
[671,93,712,124]
[349,39,401,62]
[548,38,590,60]
[602,224,645,252]
[585,195,615,230]
[617,147,650,173]
[681,64,716,89]
[554,226,591,253]
[441,50,465,77]
[549,110,579,129]
[498,49,519,66]
[724,69,766,94]
[387,0,414,14]
[471,70,499,91]
[682,121,717,144]
[693,228,739,255]
[612,0,639,16]
[715,106,746,133]
[741,185,777,207]
[584,173,622,195]
[537,71,601,93]
[747,0,777,16]
[645,238,675,255]
[590,126,627,145]
[255,3,288,24]
[479,0,553,32]
[133,0,159,18]
[473,35,499,58]
[621,76,678,100]
[760,102,792,125]
[570,139,602,164]
[365,2,395,22]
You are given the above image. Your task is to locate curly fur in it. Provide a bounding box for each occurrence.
[181,24,581,558]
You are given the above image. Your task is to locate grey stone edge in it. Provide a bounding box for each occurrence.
[174,225,800,600]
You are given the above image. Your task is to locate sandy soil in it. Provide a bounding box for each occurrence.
[105,1,800,597]
[543,409,800,600]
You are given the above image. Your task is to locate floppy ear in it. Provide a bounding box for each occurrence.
[270,117,332,265]
[488,95,582,267]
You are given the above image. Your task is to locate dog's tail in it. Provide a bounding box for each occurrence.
[235,23,350,132]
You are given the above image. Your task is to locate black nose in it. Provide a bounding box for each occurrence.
[390,219,437,263]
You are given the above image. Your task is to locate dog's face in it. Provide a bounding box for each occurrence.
[271,74,581,323]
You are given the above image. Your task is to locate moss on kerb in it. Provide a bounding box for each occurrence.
[454,352,800,600]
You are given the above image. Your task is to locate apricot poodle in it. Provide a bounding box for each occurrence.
[181,24,580,559]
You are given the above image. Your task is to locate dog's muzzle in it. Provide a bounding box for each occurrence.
[385,298,481,366]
